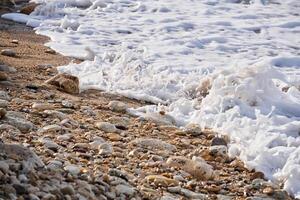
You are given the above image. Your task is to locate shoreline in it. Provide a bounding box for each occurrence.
[0,3,296,200]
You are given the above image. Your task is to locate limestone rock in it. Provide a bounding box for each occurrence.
[144,175,179,187]
[45,73,79,94]
[20,3,39,15]
[3,111,34,133]
[0,108,6,119]
[131,138,176,152]
[108,101,128,112]
[0,72,8,81]
[95,121,117,133]
[1,49,16,57]
[166,156,214,181]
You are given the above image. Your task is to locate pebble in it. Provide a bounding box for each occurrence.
[0,64,17,72]
[144,175,179,187]
[0,71,8,81]
[57,134,72,141]
[64,165,81,176]
[263,186,274,195]
[168,186,207,199]
[115,184,135,196]
[0,108,6,119]
[0,99,8,108]
[0,90,10,101]
[61,100,74,108]
[131,138,176,152]
[38,124,62,134]
[211,137,228,146]
[108,100,128,112]
[32,103,54,111]
[98,142,113,156]
[1,49,16,57]
[40,138,59,151]
[184,123,203,136]
[3,111,34,133]
[95,121,117,133]
[45,73,79,94]
[108,116,130,129]
[0,160,10,174]
[60,185,75,195]
[166,156,214,180]
[11,40,19,44]
[209,145,228,157]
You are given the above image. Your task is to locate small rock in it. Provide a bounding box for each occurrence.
[108,116,130,129]
[108,101,128,112]
[166,156,214,180]
[168,186,207,199]
[0,71,8,81]
[32,103,54,111]
[0,99,8,108]
[20,3,39,15]
[3,111,34,133]
[0,160,10,173]
[61,100,74,108]
[211,137,227,146]
[0,90,10,101]
[0,108,6,119]
[99,142,113,156]
[38,124,62,134]
[45,73,79,94]
[209,145,228,157]
[29,194,40,200]
[13,183,27,195]
[251,171,265,180]
[64,165,81,176]
[95,122,117,133]
[1,49,16,57]
[115,184,135,196]
[89,138,105,149]
[60,185,75,195]
[131,138,176,152]
[142,112,176,125]
[40,138,59,151]
[184,123,202,136]
[45,49,56,54]
[57,134,72,141]
[145,175,179,187]
[11,40,19,44]
[263,186,274,195]
[0,64,17,72]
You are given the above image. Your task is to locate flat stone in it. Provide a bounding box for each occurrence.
[60,185,75,195]
[0,91,10,101]
[3,111,34,133]
[0,108,6,119]
[38,125,62,134]
[32,103,54,111]
[108,101,128,112]
[144,175,179,187]
[64,165,81,176]
[95,122,117,133]
[115,184,135,196]
[166,156,214,181]
[45,73,79,94]
[0,99,9,108]
[1,49,16,57]
[98,142,113,156]
[0,64,16,72]
[0,160,10,174]
[108,116,130,129]
[0,71,8,81]
[211,137,227,146]
[131,138,176,152]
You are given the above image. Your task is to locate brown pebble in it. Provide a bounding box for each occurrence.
[0,72,8,81]
[251,171,265,180]
[263,186,274,195]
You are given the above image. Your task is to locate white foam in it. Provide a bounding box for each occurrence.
[3,0,300,197]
